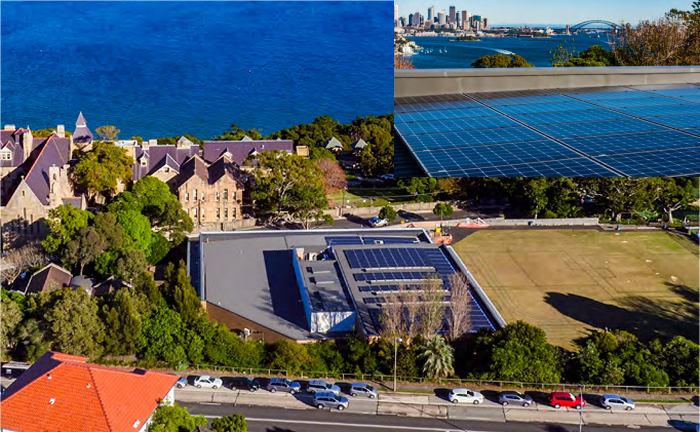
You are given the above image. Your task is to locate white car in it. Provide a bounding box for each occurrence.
[194,375,223,389]
[368,216,389,227]
[448,388,484,405]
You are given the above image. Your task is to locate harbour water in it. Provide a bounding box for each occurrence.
[407,34,610,68]
[1,1,393,138]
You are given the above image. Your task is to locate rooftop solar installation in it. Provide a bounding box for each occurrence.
[395,84,700,177]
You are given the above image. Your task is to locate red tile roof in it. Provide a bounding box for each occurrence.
[1,351,178,432]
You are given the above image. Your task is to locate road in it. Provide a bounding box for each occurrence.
[182,402,681,432]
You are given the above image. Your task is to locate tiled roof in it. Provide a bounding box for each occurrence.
[23,135,72,205]
[172,154,244,189]
[0,351,178,432]
[24,263,73,295]
[0,128,38,168]
[202,139,293,164]
[73,112,93,145]
[132,144,200,180]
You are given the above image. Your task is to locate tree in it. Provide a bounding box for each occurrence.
[148,404,206,432]
[42,205,92,255]
[266,340,311,374]
[14,318,50,361]
[45,289,105,357]
[137,305,190,368]
[1,294,23,360]
[648,177,696,224]
[488,321,561,383]
[0,242,47,286]
[64,226,107,274]
[551,44,616,67]
[472,54,533,68]
[113,209,153,254]
[211,414,248,432]
[419,278,445,336]
[432,202,454,222]
[162,262,203,325]
[445,273,472,342]
[316,158,347,194]
[217,124,263,140]
[102,288,147,355]
[522,179,549,219]
[95,125,120,141]
[379,205,397,222]
[71,142,132,202]
[398,177,438,202]
[653,336,699,386]
[252,152,328,228]
[417,336,455,379]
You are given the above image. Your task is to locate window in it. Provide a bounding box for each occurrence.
[232,190,237,200]
[223,188,229,200]
[185,192,189,202]
[193,208,198,217]
[193,189,198,200]
[0,152,11,161]
[232,207,237,219]
[164,167,170,173]
[216,191,220,201]
[224,208,228,219]
[216,208,221,219]
[140,158,147,166]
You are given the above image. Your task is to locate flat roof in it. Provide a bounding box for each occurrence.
[394,84,700,177]
[190,229,433,340]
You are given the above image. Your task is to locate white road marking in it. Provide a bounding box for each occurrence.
[202,415,493,432]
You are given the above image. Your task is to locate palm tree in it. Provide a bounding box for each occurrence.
[417,335,455,379]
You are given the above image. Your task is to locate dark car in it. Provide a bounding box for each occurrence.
[229,377,260,392]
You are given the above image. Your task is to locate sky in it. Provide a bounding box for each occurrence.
[395,0,693,25]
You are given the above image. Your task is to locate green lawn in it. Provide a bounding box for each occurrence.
[454,229,699,348]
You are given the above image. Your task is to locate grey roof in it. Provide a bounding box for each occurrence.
[24,263,72,295]
[325,137,343,149]
[202,140,294,164]
[23,135,71,205]
[132,144,200,180]
[189,229,435,340]
[73,112,93,145]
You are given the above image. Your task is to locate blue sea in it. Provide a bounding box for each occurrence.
[408,34,610,68]
[1,1,393,138]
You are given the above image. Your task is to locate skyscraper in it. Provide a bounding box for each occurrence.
[449,6,456,24]
[427,5,435,21]
[461,10,469,29]
[412,12,421,27]
[437,10,447,25]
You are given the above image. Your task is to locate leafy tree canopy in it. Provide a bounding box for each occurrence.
[148,404,206,432]
[472,54,533,68]
[71,141,132,202]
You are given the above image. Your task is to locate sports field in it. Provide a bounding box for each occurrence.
[454,229,699,348]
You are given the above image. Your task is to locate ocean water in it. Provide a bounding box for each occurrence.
[1,1,393,138]
[408,34,610,68]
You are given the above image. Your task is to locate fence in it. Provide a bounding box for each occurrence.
[179,363,698,398]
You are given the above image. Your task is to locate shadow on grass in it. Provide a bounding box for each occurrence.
[545,292,698,343]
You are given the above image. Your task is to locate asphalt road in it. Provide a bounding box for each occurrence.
[182,402,680,432]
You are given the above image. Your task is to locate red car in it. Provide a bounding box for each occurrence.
[548,392,585,409]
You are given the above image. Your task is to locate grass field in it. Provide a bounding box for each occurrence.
[454,229,699,348]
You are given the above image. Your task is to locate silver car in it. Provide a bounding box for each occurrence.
[313,391,349,410]
[499,391,533,407]
[601,394,635,411]
[350,382,378,399]
[266,377,301,394]
[306,379,341,395]
[193,375,222,389]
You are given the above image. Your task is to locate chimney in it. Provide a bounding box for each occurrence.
[22,129,34,162]
[56,125,65,138]
[4,124,16,131]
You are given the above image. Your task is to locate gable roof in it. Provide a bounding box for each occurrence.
[325,136,343,149]
[0,351,178,432]
[24,263,73,295]
[23,135,72,205]
[132,144,200,180]
[171,154,244,189]
[202,139,293,164]
[353,138,368,149]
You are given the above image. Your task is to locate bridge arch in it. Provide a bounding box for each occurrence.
[570,20,620,31]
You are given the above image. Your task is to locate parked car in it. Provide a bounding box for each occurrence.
[266,377,301,394]
[306,379,341,395]
[350,382,378,399]
[194,375,223,389]
[368,216,389,227]
[548,392,585,409]
[229,377,260,392]
[600,394,635,411]
[498,391,533,407]
[313,391,349,410]
[175,376,188,389]
[448,388,484,405]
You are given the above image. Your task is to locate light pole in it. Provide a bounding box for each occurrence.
[393,337,403,392]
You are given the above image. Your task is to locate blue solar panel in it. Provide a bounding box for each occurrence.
[361,236,420,244]
[354,271,434,282]
[326,236,363,246]
[395,84,700,177]
[596,148,700,177]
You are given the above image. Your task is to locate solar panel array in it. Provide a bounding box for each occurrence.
[325,235,420,247]
[342,247,496,331]
[395,84,700,177]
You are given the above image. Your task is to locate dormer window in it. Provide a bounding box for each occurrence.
[0,151,11,161]
[140,158,147,167]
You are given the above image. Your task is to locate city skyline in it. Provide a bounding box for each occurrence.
[395,0,693,25]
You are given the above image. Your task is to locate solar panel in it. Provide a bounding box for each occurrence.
[395,84,700,177]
